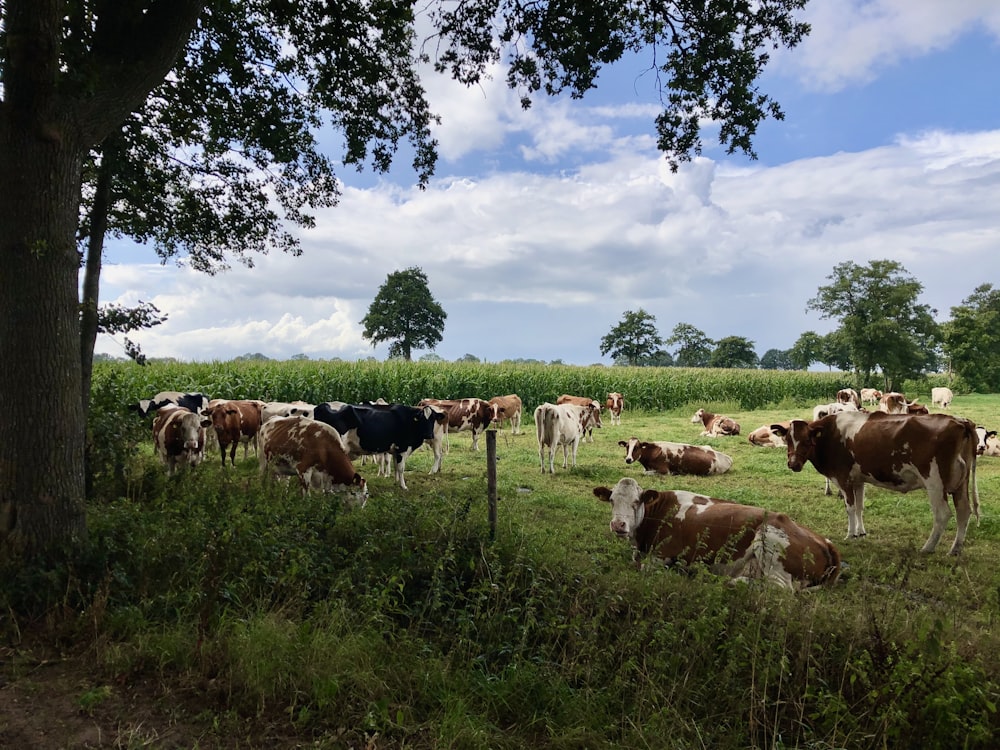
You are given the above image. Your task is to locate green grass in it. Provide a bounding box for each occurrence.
[6,378,1000,749]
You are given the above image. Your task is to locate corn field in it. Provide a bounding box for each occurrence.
[93,359,891,412]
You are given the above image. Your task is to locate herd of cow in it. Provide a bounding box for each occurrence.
[133,384,995,591]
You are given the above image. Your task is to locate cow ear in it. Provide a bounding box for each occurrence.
[640,489,659,505]
[769,424,788,437]
[593,487,612,503]
[617,440,627,447]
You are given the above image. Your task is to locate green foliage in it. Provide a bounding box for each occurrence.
[944,283,1000,393]
[760,347,796,370]
[666,322,714,367]
[599,308,664,365]
[807,260,943,389]
[361,267,447,361]
[709,335,759,369]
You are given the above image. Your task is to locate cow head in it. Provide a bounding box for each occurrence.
[691,408,705,424]
[593,477,657,541]
[976,426,997,456]
[770,419,817,473]
[619,437,643,464]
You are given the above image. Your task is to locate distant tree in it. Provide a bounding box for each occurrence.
[807,260,941,390]
[236,352,271,361]
[709,336,759,369]
[361,267,447,361]
[456,353,481,363]
[419,352,444,363]
[943,283,1000,392]
[666,323,714,368]
[819,331,853,372]
[600,309,664,366]
[789,331,823,370]
[289,353,309,361]
[644,349,675,367]
[760,348,795,370]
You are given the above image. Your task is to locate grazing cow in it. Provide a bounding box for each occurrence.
[606,392,625,426]
[312,402,446,489]
[555,395,604,441]
[877,392,909,414]
[812,401,858,421]
[261,400,316,423]
[488,394,523,435]
[691,408,741,437]
[417,397,495,450]
[534,401,601,473]
[132,390,211,417]
[771,411,980,554]
[836,388,861,409]
[932,387,955,409]
[860,388,882,406]
[152,406,206,475]
[747,421,791,448]
[619,437,733,476]
[258,416,367,506]
[976,427,1000,457]
[200,399,264,466]
[593,478,841,589]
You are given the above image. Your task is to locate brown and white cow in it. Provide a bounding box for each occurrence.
[488,394,523,435]
[534,401,601,473]
[619,437,733,476]
[261,400,316,423]
[771,411,980,554]
[747,421,791,448]
[556,395,604,441]
[258,416,367,506]
[417,397,495,450]
[606,392,624,426]
[976,426,1000,457]
[877,392,909,414]
[931,387,955,409]
[860,388,882,406]
[691,408,741,437]
[200,399,264,466]
[812,401,858,421]
[836,388,861,409]
[153,406,206,475]
[593,478,841,589]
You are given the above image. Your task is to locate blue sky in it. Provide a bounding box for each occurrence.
[98,0,1000,365]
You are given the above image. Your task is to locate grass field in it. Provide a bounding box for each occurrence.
[4,380,1000,748]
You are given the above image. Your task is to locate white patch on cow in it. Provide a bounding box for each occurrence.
[672,491,713,520]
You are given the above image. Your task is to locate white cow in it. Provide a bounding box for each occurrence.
[931,387,955,409]
[534,401,601,473]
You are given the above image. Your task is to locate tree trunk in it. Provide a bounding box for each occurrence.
[80,135,121,421]
[0,124,89,560]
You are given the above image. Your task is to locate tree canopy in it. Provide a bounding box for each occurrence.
[709,336,759,369]
[666,323,714,368]
[600,309,664,366]
[944,283,1000,393]
[806,260,941,390]
[361,267,447,361]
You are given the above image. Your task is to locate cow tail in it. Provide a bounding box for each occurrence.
[963,419,981,524]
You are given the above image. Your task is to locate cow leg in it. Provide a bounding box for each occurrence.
[841,484,867,539]
[921,484,954,553]
[472,427,480,451]
[394,454,408,490]
[428,440,443,474]
[947,486,973,555]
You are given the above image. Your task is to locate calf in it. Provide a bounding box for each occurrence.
[152,406,206,475]
[534,401,601,473]
[620,437,733,476]
[555,395,604,441]
[488,394,523,435]
[747,421,791,448]
[771,411,980,554]
[691,408,741,437]
[594,478,841,589]
[200,399,264,466]
[606,392,624,426]
[258,416,367,506]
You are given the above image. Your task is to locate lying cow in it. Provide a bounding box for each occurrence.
[258,416,367,506]
[747,421,791,448]
[488,394,523,435]
[606,392,624,426]
[534,401,601,473]
[593,477,841,589]
[555,394,604,441]
[619,437,733,476]
[771,411,980,554]
[152,406,206,475]
[691,408,741,437]
[976,426,1000,457]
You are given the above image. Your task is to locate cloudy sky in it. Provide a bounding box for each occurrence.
[97,0,1000,365]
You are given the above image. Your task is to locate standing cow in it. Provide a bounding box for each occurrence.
[555,395,604,442]
[152,406,206,475]
[771,411,980,554]
[535,401,601,473]
[488,394,523,435]
[200,399,264,466]
[931,387,954,408]
[606,392,624,426]
[593,478,841,589]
